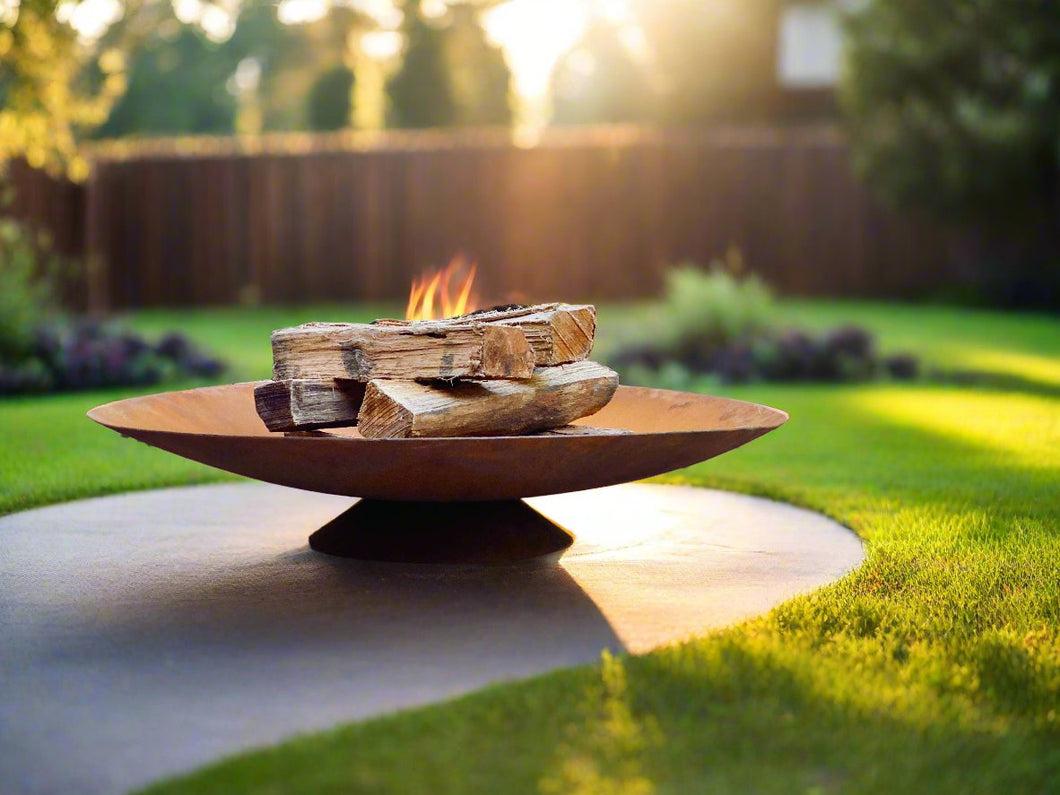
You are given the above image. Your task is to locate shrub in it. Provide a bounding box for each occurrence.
[0,217,62,361]
[607,262,920,387]
[754,326,881,383]
[0,217,225,396]
[884,353,920,381]
[840,0,1060,307]
[0,321,226,396]
[660,259,775,357]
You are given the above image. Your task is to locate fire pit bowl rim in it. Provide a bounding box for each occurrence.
[87,382,787,501]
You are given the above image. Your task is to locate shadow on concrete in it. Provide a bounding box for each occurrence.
[0,485,622,795]
[0,481,862,795]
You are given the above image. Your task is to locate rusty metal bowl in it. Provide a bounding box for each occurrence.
[88,382,787,502]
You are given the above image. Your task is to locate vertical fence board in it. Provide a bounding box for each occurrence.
[6,127,975,308]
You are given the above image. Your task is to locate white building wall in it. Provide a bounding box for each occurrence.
[777,1,845,88]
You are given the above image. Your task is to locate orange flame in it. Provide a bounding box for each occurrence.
[406,257,478,320]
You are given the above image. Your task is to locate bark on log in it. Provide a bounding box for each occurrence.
[374,303,596,366]
[254,379,367,432]
[271,321,535,382]
[358,361,619,439]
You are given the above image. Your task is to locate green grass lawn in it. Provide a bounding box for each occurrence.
[2,301,1058,794]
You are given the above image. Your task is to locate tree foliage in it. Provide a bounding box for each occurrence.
[387,4,510,130]
[307,63,354,131]
[96,3,363,137]
[0,0,129,178]
[386,10,455,129]
[445,4,509,127]
[95,21,238,138]
[241,5,361,132]
[840,0,1060,225]
[841,0,1060,306]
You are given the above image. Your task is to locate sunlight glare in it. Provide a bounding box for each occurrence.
[349,0,403,30]
[199,3,235,41]
[848,389,1060,470]
[420,0,447,20]
[228,57,261,95]
[171,0,202,25]
[57,0,122,41]
[483,0,637,138]
[277,0,328,25]
[360,29,403,61]
[484,0,589,98]
[1,0,20,27]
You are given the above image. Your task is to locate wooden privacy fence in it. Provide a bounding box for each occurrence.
[8,126,971,309]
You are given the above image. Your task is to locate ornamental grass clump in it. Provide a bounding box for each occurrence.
[661,262,776,369]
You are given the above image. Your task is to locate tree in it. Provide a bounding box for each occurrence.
[387,9,455,129]
[0,0,129,178]
[307,63,355,131]
[95,2,366,137]
[446,4,510,127]
[95,22,239,138]
[841,0,1060,306]
[235,5,362,132]
[386,3,512,130]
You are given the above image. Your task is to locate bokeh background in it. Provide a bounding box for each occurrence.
[4,0,1058,314]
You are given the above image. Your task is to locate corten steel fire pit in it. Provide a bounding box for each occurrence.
[89,382,787,563]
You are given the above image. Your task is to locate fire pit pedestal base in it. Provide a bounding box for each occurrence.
[307,499,574,565]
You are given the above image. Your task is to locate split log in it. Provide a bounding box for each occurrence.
[254,379,366,432]
[271,320,535,382]
[286,426,627,438]
[358,361,619,439]
[533,425,632,437]
[289,424,632,439]
[375,303,596,366]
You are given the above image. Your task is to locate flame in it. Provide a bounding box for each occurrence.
[406,257,478,320]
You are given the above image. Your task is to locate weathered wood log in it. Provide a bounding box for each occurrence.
[533,425,632,437]
[374,303,596,366]
[271,320,535,382]
[358,361,619,439]
[254,379,367,432]
[286,423,632,439]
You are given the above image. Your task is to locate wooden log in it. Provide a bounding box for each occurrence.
[287,424,632,439]
[271,320,535,382]
[358,361,619,439]
[254,379,366,432]
[374,303,596,366]
[533,425,632,437]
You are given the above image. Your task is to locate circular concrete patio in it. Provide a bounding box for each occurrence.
[0,482,863,795]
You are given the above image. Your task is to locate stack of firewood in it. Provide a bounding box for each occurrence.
[254,304,620,438]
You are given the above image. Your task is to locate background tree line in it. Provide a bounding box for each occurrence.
[47,0,789,140]
[87,0,512,137]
